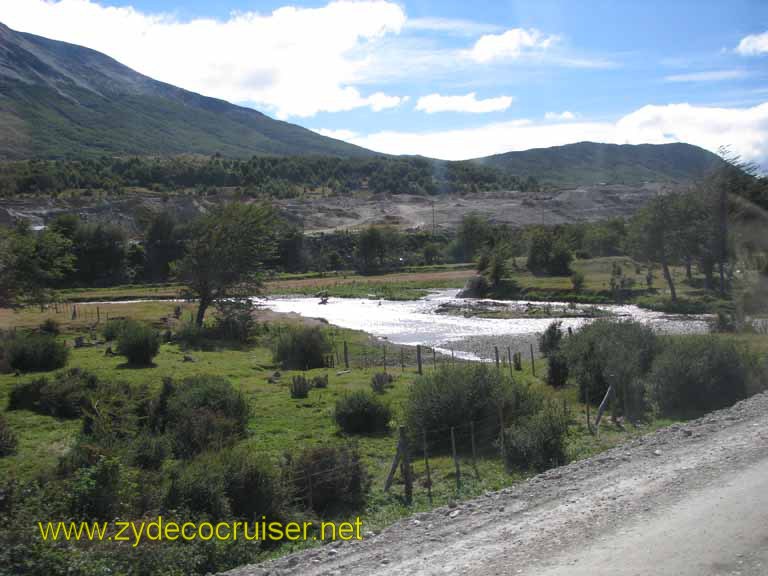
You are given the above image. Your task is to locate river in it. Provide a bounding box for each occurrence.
[260,289,710,361]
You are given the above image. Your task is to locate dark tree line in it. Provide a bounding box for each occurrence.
[0,155,540,198]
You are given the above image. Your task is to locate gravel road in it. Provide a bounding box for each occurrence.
[224,392,768,576]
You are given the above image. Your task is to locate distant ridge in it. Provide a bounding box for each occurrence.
[474,141,723,186]
[0,22,374,159]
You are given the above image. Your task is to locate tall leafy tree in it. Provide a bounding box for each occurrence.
[172,203,278,327]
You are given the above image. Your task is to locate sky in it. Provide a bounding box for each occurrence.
[1,0,768,166]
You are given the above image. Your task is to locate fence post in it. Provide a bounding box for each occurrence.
[384,431,403,492]
[470,421,480,481]
[432,348,437,368]
[422,429,433,505]
[344,341,349,369]
[416,345,423,375]
[494,346,500,371]
[96,306,100,323]
[383,345,387,373]
[529,343,536,376]
[498,403,505,459]
[400,426,413,505]
[450,426,461,492]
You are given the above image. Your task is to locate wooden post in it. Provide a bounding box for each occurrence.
[400,426,413,505]
[451,348,455,364]
[529,343,536,376]
[594,384,614,436]
[383,345,387,373]
[498,403,505,458]
[432,348,437,368]
[96,306,100,323]
[450,427,461,492]
[507,347,513,378]
[494,346,500,371]
[416,345,423,375]
[470,421,480,481]
[400,347,405,372]
[343,341,349,369]
[422,429,433,505]
[384,433,403,492]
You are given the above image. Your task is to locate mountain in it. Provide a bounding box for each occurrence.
[474,141,723,187]
[0,22,374,160]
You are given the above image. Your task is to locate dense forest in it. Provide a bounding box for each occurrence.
[0,155,540,198]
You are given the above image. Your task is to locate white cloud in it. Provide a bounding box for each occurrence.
[664,70,748,82]
[327,102,768,168]
[465,28,558,63]
[404,17,501,36]
[545,111,576,120]
[736,31,768,55]
[416,92,513,114]
[0,0,406,118]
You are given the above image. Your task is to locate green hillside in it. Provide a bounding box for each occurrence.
[475,141,723,187]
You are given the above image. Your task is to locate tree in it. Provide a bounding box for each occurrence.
[357,226,385,274]
[629,194,679,301]
[172,203,278,327]
[144,212,184,282]
[0,223,73,308]
[455,213,492,262]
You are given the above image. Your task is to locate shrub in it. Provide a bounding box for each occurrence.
[546,353,569,388]
[504,402,569,472]
[39,318,60,336]
[538,321,564,358]
[70,456,130,520]
[571,271,585,292]
[212,299,256,343]
[223,446,283,520]
[273,325,331,370]
[0,414,18,457]
[102,318,129,341]
[648,336,761,418]
[370,372,393,394]
[116,321,160,365]
[174,322,208,348]
[132,433,172,470]
[290,375,311,399]
[165,375,250,458]
[564,320,657,414]
[164,456,230,519]
[8,368,100,418]
[405,364,543,451]
[311,374,329,389]
[334,391,391,435]
[7,334,69,372]
[289,445,369,513]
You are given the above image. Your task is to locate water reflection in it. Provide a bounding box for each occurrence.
[260,290,710,360]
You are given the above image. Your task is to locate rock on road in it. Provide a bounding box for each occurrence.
[224,392,768,576]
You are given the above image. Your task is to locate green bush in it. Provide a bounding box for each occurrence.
[564,320,657,415]
[289,445,369,513]
[648,336,762,418]
[102,318,129,341]
[539,321,564,358]
[290,375,310,399]
[405,364,543,451]
[273,325,331,370]
[132,433,172,470]
[8,368,99,418]
[223,446,283,520]
[164,456,230,519]
[312,374,329,389]
[370,372,393,394]
[116,321,160,365]
[7,333,69,372]
[69,456,131,520]
[334,391,391,435]
[546,353,569,388]
[504,402,569,472]
[165,375,250,458]
[0,414,18,457]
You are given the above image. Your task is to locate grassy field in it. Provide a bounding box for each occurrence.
[0,297,682,549]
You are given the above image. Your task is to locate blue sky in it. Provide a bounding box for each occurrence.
[2,1,768,164]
